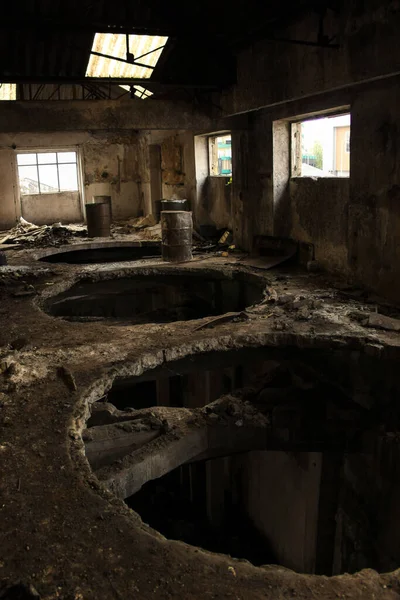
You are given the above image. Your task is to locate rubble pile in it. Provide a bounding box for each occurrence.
[111,215,162,240]
[0,217,87,247]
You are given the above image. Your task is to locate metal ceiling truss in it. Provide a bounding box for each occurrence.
[18,83,122,100]
[91,37,167,69]
[2,76,218,90]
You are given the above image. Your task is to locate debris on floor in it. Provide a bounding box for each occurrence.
[218,230,233,246]
[124,214,157,230]
[111,217,162,240]
[0,217,87,247]
[192,311,249,331]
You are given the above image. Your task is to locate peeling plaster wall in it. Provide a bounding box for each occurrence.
[160,132,232,231]
[0,131,149,227]
[82,131,149,220]
[160,132,196,212]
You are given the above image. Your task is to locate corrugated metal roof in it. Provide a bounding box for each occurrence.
[0,84,16,100]
[86,33,168,79]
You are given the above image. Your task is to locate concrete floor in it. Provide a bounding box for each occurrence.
[1,231,400,598]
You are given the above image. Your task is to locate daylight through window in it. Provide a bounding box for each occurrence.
[0,84,16,101]
[209,134,232,176]
[291,113,350,178]
[17,151,79,195]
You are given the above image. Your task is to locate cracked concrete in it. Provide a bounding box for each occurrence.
[1,242,400,598]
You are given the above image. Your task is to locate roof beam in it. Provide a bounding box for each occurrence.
[0,77,220,91]
[0,19,197,37]
[0,99,230,131]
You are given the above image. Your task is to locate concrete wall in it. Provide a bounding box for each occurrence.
[207,177,232,231]
[240,451,322,574]
[0,131,150,227]
[218,1,400,301]
[348,84,400,300]
[227,81,400,298]
[0,148,19,228]
[21,192,82,225]
[0,98,224,132]
[289,178,350,274]
[221,2,400,116]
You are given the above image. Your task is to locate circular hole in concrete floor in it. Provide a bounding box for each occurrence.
[84,345,400,575]
[37,243,161,264]
[45,270,264,323]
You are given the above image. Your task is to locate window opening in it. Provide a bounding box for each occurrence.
[209,134,232,176]
[291,113,350,178]
[0,84,16,100]
[86,33,167,100]
[17,151,79,195]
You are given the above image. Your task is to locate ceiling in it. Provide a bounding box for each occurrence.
[0,0,341,95]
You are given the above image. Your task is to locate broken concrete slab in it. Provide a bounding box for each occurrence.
[93,397,269,499]
[84,422,160,470]
[364,312,400,332]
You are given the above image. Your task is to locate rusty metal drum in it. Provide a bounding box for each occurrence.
[86,202,111,238]
[161,210,192,262]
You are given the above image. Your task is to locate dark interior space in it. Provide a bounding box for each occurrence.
[107,379,159,411]
[84,345,400,577]
[2,0,400,597]
[126,460,278,566]
[38,244,162,264]
[45,273,264,323]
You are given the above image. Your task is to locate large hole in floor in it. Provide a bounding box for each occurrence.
[45,271,264,323]
[127,460,278,566]
[84,346,400,576]
[38,244,162,264]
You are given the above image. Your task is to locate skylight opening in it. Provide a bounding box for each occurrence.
[0,84,16,101]
[86,34,168,80]
[119,84,154,99]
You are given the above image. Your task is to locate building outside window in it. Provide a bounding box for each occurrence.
[291,113,351,178]
[209,134,232,176]
[17,151,79,195]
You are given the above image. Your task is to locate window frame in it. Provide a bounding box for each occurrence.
[16,149,80,195]
[345,130,350,154]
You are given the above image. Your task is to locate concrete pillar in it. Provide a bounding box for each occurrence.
[273,120,291,237]
[149,144,162,216]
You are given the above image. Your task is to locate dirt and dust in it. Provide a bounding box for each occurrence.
[0,235,400,599]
